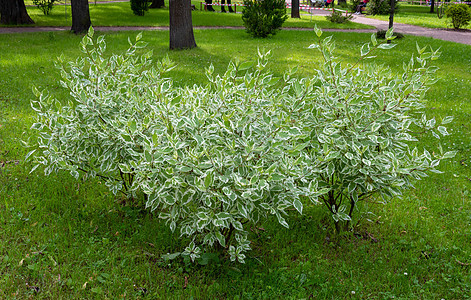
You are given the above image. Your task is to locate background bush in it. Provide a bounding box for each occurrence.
[33,0,56,15]
[367,0,399,15]
[242,0,288,38]
[130,0,149,16]
[326,9,353,23]
[445,4,471,29]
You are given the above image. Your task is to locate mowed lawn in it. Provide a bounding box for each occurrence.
[1,29,471,298]
[4,1,373,29]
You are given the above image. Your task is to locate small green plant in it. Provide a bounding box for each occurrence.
[326,9,353,23]
[33,0,56,15]
[445,4,471,29]
[130,0,149,16]
[242,0,288,38]
[367,0,399,15]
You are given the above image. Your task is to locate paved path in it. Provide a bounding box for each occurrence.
[304,8,470,45]
[350,14,471,45]
[0,9,470,45]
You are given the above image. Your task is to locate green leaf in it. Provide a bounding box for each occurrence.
[238,61,253,71]
[443,151,457,159]
[371,33,377,46]
[216,212,231,220]
[237,203,248,218]
[204,172,213,188]
[314,25,323,38]
[136,32,143,42]
[87,26,94,38]
[378,43,396,50]
[232,220,243,231]
[385,27,394,39]
[415,42,426,55]
[129,120,137,133]
[293,199,303,214]
[215,231,226,247]
[25,149,36,161]
[275,212,289,229]
[360,43,370,56]
[437,126,449,136]
[144,151,152,163]
[441,116,453,124]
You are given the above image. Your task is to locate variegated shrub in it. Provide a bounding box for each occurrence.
[30,27,455,263]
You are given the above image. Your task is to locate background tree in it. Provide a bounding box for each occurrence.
[291,0,300,18]
[149,0,165,9]
[0,0,34,24]
[169,0,197,49]
[71,0,91,33]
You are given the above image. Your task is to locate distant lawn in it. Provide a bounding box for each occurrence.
[8,1,373,29]
[366,3,459,29]
[1,29,471,298]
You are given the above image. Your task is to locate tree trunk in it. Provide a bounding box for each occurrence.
[291,0,300,18]
[169,0,197,50]
[71,0,91,34]
[0,0,34,25]
[429,0,434,13]
[149,0,165,9]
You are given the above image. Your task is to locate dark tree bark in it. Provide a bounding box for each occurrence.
[387,0,395,44]
[0,0,34,25]
[169,0,197,50]
[430,0,434,13]
[291,0,300,18]
[149,0,165,9]
[71,0,91,34]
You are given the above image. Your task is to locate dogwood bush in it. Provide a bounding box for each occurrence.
[30,27,454,262]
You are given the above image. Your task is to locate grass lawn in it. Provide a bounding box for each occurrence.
[1,29,471,298]
[366,3,462,29]
[6,1,373,29]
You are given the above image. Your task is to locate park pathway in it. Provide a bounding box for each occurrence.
[352,14,471,45]
[304,7,471,45]
[0,8,470,45]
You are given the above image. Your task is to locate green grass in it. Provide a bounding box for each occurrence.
[1,29,471,298]
[367,3,463,29]
[8,0,374,29]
